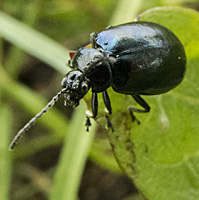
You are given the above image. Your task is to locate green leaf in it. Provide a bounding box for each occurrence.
[94,7,199,200]
[110,0,143,25]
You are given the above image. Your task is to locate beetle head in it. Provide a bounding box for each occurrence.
[61,70,91,107]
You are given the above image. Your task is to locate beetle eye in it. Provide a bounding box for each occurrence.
[70,74,76,80]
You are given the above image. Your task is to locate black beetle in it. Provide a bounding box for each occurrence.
[9,21,186,150]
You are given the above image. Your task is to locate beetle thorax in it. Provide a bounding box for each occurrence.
[83,56,113,93]
[69,47,116,93]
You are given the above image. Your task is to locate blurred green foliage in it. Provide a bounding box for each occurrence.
[1,0,199,200]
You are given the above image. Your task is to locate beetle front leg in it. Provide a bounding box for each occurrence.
[90,32,98,48]
[137,15,141,21]
[85,92,98,131]
[85,116,91,131]
[129,95,150,124]
[91,92,98,118]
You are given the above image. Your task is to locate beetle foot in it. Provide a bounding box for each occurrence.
[85,116,92,131]
[105,115,114,132]
[137,15,141,21]
[129,108,141,125]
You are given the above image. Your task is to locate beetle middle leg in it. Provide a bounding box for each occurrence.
[102,90,114,132]
[102,90,112,114]
[129,95,150,124]
[105,115,114,132]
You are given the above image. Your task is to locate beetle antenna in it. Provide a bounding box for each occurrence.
[9,87,67,151]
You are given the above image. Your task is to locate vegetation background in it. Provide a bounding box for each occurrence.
[1,0,199,200]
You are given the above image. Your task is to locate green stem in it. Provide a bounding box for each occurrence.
[50,103,96,200]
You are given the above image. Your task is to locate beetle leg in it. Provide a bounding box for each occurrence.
[129,95,150,124]
[102,90,112,114]
[137,15,141,21]
[91,92,98,118]
[85,116,91,131]
[105,115,114,132]
[131,95,151,112]
[90,32,98,48]
[85,93,98,131]
[102,91,114,132]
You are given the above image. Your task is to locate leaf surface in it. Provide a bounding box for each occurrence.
[92,7,199,200]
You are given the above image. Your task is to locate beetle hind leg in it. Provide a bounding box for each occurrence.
[129,109,141,125]
[129,95,150,124]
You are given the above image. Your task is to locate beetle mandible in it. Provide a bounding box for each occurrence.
[9,21,186,150]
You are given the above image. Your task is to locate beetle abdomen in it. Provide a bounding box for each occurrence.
[96,22,186,95]
[112,44,186,95]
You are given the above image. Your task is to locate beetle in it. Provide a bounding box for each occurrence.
[9,21,186,150]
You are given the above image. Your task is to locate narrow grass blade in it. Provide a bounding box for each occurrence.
[0,11,69,74]
[50,102,96,200]
[0,106,12,200]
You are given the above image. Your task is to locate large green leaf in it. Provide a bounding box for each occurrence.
[89,7,199,200]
